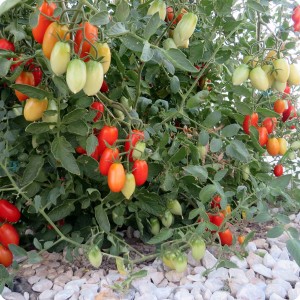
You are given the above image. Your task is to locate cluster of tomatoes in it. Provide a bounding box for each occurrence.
[0,199,21,268]
[292,5,300,32]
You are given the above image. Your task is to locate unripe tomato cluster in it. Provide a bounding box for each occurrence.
[0,199,21,268]
[232,50,300,92]
[292,6,300,32]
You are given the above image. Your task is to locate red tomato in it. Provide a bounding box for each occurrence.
[292,6,300,23]
[90,101,104,122]
[32,1,57,44]
[209,212,224,227]
[124,130,145,162]
[266,138,280,156]
[210,195,221,209]
[274,99,286,114]
[99,147,119,176]
[15,71,35,101]
[258,127,268,146]
[74,22,98,61]
[243,113,258,134]
[262,117,275,134]
[0,199,21,223]
[28,63,43,86]
[10,57,33,72]
[294,22,300,32]
[283,84,290,95]
[165,6,175,22]
[107,163,126,192]
[274,164,283,177]
[75,146,87,155]
[282,103,295,122]
[0,245,13,267]
[132,160,148,186]
[100,80,109,93]
[218,229,233,246]
[0,224,20,248]
[97,126,118,156]
[0,39,15,58]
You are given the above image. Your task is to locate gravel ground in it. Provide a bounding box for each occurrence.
[1,212,300,300]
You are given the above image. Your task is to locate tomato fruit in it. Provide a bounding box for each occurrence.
[262,64,274,88]
[274,164,283,177]
[190,237,206,261]
[24,98,49,122]
[258,127,268,146]
[132,141,146,161]
[284,84,290,94]
[0,224,20,247]
[32,1,57,44]
[278,138,288,155]
[149,218,160,235]
[89,42,111,74]
[75,146,87,155]
[266,137,280,156]
[238,235,245,245]
[173,253,188,273]
[50,41,71,76]
[249,66,269,91]
[0,245,13,267]
[262,117,275,134]
[124,130,145,162]
[221,205,232,217]
[243,113,258,135]
[0,38,15,52]
[232,64,250,86]
[161,210,174,228]
[107,163,126,193]
[273,58,290,83]
[209,212,224,228]
[132,160,148,186]
[274,99,286,114]
[162,250,176,269]
[15,71,35,101]
[100,80,109,93]
[288,64,300,86]
[88,245,102,268]
[218,229,233,246]
[282,103,295,122]
[66,59,87,94]
[74,22,98,61]
[0,200,21,223]
[42,99,58,129]
[121,173,136,200]
[167,199,182,216]
[42,22,70,59]
[83,60,104,96]
[90,101,104,122]
[97,125,118,155]
[99,147,119,176]
[242,165,250,181]
[211,194,221,209]
[165,6,174,22]
[28,64,43,86]
[292,6,300,23]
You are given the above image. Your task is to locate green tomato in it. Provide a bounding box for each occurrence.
[50,41,70,76]
[149,218,160,236]
[132,141,146,161]
[167,199,182,216]
[190,237,206,261]
[161,210,174,228]
[121,173,136,200]
[173,253,188,273]
[66,59,87,94]
[83,60,104,96]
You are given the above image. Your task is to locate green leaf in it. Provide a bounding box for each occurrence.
[51,136,80,175]
[141,41,154,62]
[25,122,50,134]
[183,165,208,182]
[135,190,165,216]
[198,130,209,146]
[33,238,42,250]
[170,76,180,94]
[107,23,129,37]
[48,202,75,222]
[235,102,252,114]
[120,35,144,52]
[199,184,217,203]
[188,207,202,220]
[10,84,52,99]
[226,140,250,162]
[0,58,11,77]
[286,239,300,266]
[0,0,22,16]
[52,76,69,97]
[95,204,110,233]
[186,91,209,109]
[267,226,284,238]
[269,175,292,190]
[27,251,43,264]
[147,228,173,244]
[162,48,199,73]
[115,0,130,22]
[253,212,272,223]
[249,127,265,154]
[21,155,44,186]
[86,134,98,156]
[222,124,240,137]
[214,169,228,181]
[8,244,27,257]
[210,138,222,153]
[67,120,89,136]
[169,147,186,163]
[215,50,231,63]
[144,13,162,40]
[62,108,86,124]
[217,259,238,269]
[203,111,222,128]
[90,11,110,26]
[256,108,280,118]
[247,0,267,13]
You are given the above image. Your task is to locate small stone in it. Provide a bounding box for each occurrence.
[210,291,231,300]
[230,255,248,269]
[134,294,157,300]
[202,250,217,269]
[289,214,296,221]
[252,264,272,278]
[270,245,282,260]
[246,252,263,267]
[229,268,249,283]
[173,289,193,300]
[271,279,292,292]
[165,270,186,282]
[193,266,206,276]
[23,293,29,300]
[203,289,212,300]
[266,284,287,299]
[150,271,164,285]
[279,248,290,260]
[263,253,276,268]
[273,260,299,274]
[54,289,74,300]
[187,250,201,267]
[272,269,299,283]
[133,230,140,238]
[68,292,80,300]
[236,284,265,300]
[245,242,257,252]
[22,269,35,277]
[158,279,168,288]
[64,278,87,292]
[38,290,58,300]
[253,239,268,249]
[52,284,63,291]
[80,288,98,299]
[54,275,72,285]
[131,279,156,294]
[27,275,41,285]
[204,278,224,292]
[2,292,25,300]
[208,267,228,281]
[245,269,256,281]
[248,277,267,291]
[32,278,53,292]
[269,294,285,300]
[48,261,61,268]
[154,287,173,299]
[288,289,300,300]
[2,287,11,294]
[187,274,205,282]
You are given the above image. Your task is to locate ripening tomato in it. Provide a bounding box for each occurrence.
[274,99,286,114]
[24,98,49,122]
[238,235,245,245]
[89,42,111,74]
[121,173,136,200]
[0,38,15,54]
[258,127,268,146]
[209,212,225,227]
[274,164,283,177]
[28,63,43,86]
[66,59,87,94]
[266,138,280,156]
[0,199,21,223]
[0,224,20,248]
[243,113,258,135]
[132,160,148,186]
[100,80,109,93]
[42,22,70,59]
[124,130,145,162]
[108,163,126,192]
[278,138,288,155]
[97,125,118,155]
[284,85,290,94]
[90,101,104,122]
[75,146,87,155]
[218,229,233,246]
[99,147,119,176]
[282,103,296,122]
[165,6,174,22]
[32,1,57,44]
[210,195,221,209]
[0,245,13,267]
[74,22,98,61]
[83,61,104,96]
[15,71,35,101]
[262,117,275,134]
[50,41,71,76]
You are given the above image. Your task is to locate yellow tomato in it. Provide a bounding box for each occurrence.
[278,138,288,155]
[24,98,49,121]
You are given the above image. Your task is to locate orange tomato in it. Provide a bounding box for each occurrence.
[238,235,245,245]
[107,163,126,193]
[42,22,70,59]
[266,137,280,156]
[15,71,35,101]
[277,138,288,155]
[274,99,286,114]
